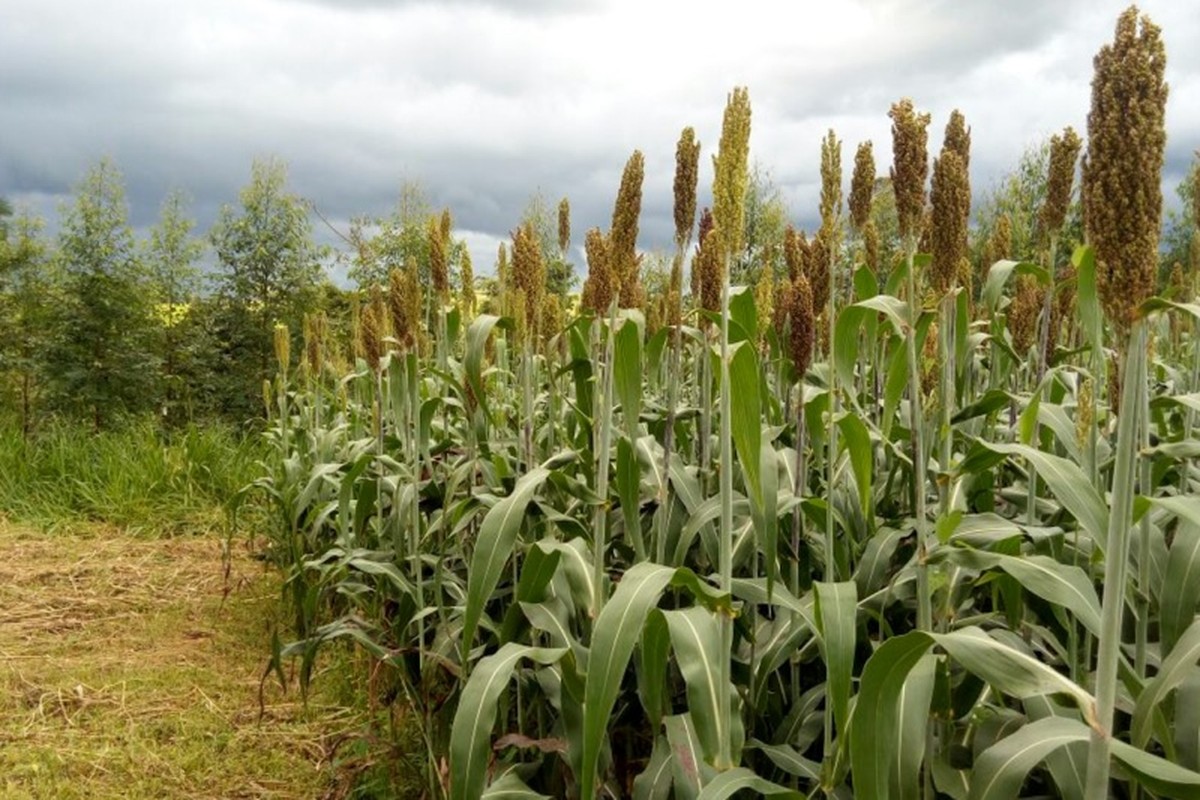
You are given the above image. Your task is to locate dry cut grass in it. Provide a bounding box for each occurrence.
[0,524,371,799]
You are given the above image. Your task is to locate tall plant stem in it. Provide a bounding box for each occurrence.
[903,238,932,634]
[825,253,839,582]
[717,260,735,770]
[1182,315,1200,493]
[790,385,807,699]
[1084,321,1147,799]
[592,303,617,618]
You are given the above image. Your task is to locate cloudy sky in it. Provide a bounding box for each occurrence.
[2,0,1197,281]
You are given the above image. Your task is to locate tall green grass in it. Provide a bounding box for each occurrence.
[0,417,264,535]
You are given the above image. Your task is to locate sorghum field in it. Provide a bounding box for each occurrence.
[246,7,1200,800]
[2,3,1200,796]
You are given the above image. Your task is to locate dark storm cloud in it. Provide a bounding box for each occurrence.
[1,0,1196,278]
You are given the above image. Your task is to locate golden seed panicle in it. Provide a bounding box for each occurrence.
[668,252,683,327]
[889,98,932,242]
[273,323,290,374]
[674,126,701,250]
[692,207,715,301]
[610,150,645,308]
[808,230,830,315]
[930,148,970,294]
[1008,274,1040,355]
[582,227,615,314]
[1084,5,1168,336]
[460,249,476,318]
[943,109,971,173]
[511,222,546,340]
[789,273,815,378]
[849,140,875,233]
[429,215,450,301]
[557,197,570,256]
[1039,127,1083,243]
[696,222,725,321]
[712,87,752,262]
[863,217,880,274]
[820,129,843,234]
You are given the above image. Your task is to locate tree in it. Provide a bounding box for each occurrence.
[1161,155,1198,287]
[736,162,790,284]
[348,180,432,289]
[0,210,57,437]
[49,159,156,429]
[209,157,324,416]
[146,189,204,423]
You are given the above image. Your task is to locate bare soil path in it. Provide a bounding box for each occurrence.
[0,524,357,799]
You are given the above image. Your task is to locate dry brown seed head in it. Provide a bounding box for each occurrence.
[783,225,804,282]
[930,148,970,294]
[674,126,701,250]
[668,252,683,327]
[943,109,971,172]
[808,230,830,315]
[755,268,774,335]
[610,150,645,308]
[863,218,880,274]
[696,223,725,321]
[1076,376,1095,452]
[557,197,570,256]
[1039,127,1083,243]
[1008,274,1040,355]
[820,129,843,234]
[1084,5,1168,337]
[849,141,875,233]
[889,98,932,242]
[789,273,815,378]
[460,249,476,318]
[511,221,546,340]
[582,227,615,314]
[429,215,450,301]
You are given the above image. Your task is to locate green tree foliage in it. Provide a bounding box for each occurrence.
[735,163,789,284]
[209,158,323,417]
[0,210,57,437]
[145,189,204,423]
[349,180,432,288]
[1161,156,1198,286]
[49,159,156,429]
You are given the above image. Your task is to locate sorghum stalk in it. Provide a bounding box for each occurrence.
[1084,322,1147,798]
[890,97,933,633]
[712,85,751,770]
[819,128,842,586]
[659,127,700,562]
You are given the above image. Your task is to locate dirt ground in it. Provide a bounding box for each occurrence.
[0,524,362,799]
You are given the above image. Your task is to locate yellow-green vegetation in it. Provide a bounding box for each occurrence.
[0,524,396,799]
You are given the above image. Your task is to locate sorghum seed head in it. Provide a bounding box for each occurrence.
[273,323,290,374]
[863,218,880,274]
[429,215,450,301]
[889,98,932,242]
[511,221,546,340]
[712,87,752,262]
[557,197,570,256]
[1008,274,1040,355]
[1084,5,1168,337]
[943,109,971,172]
[582,227,615,314]
[789,273,815,378]
[819,129,843,234]
[610,150,645,308]
[849,140,875,233]
[930,148,970,294]
[1039,127,1083,243]
[674,126,701,250]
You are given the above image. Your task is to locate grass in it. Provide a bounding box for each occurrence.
[0,523,408,799]
[0,418,264,536]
